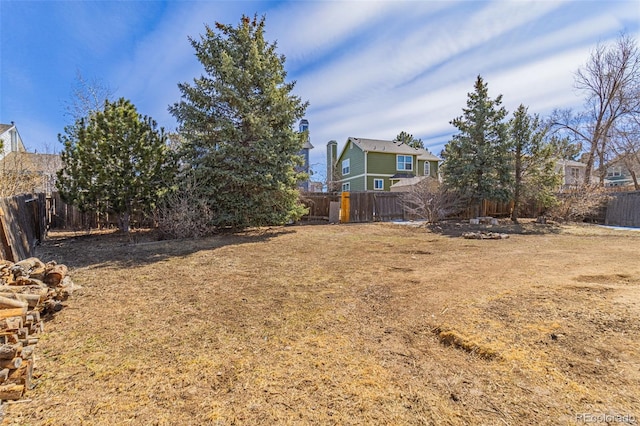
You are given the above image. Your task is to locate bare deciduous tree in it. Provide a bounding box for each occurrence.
[64,70,115,122]
[402,178,464,223]
[610,114,640,189]
[0,153,42,196]
[551,33,640,184]
[548,184,610,223]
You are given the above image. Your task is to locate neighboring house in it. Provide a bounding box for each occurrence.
[308,181,324,193]
[0,122,27,160]
[603,155,639,189]
[329,137,440,192]
[389,176,428,192]
[556,159,587,187]
[0,151,63,195]
[297,119,314,192]
[326,140,339,192]
[0,122,62,195]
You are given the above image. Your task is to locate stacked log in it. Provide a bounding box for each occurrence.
[0,257,78,400]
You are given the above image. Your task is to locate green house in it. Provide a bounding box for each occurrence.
[329,137,440,192]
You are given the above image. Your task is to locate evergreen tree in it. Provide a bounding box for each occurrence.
[169,15,309,230]
[509,105,561,222]
[441,76,512,215]
[57,98,176,233]
[395,131,425,150]
[547,134,582,161]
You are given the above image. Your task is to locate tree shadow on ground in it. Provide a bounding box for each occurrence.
[425,218,564,238]
[35,227,296,270]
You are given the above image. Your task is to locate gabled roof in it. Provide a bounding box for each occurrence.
[390,176,428,188]
[343,137,441,161]
[606,153,640,169]
[0,123,27,156]
[0,152,62,173]
[557,159,587,168]
[0,124,13,135]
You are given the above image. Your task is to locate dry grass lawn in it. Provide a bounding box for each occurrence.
[2,220,639,425]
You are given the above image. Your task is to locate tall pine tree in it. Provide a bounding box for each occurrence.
[509,105,561,222]
[169,15,309,230]
[441,76,512,215]
[57,98,176,233]
[395,131,425,150]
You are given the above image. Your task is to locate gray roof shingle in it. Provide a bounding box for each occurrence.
[349,137,441,161]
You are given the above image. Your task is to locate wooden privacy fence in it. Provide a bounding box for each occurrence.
[300,193,341,221]
[301,192,539,223]
[301,192,405,223]
[605,191,640,227]
[47,192,154,230]
[0,194,47,262]
[344,191,406,222]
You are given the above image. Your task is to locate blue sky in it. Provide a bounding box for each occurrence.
[1,0,639,180]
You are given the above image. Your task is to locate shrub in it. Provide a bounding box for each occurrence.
[402,178,465,223]
[547,184,611,222]
[156,174,214,239]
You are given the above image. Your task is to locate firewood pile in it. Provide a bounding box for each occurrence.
[0,257,79,401]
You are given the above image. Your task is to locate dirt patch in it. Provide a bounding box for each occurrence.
[575,273,640,285]
[2,222,640,425]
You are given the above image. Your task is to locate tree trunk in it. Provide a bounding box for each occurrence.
[630,170,639,191]
[511,193,520,223]
[511,149,522,223]
[119,212,131,234]
[584,149,595,185]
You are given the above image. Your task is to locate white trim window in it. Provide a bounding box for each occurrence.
[342,158,350,175]
[570,167,580,180]
[373,178,384,190]
[424,161,431,177]
[342,182,350,192]
[397,155,413,171]
[607,167,621,177]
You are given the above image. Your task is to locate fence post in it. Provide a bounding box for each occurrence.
[0,208,14,262]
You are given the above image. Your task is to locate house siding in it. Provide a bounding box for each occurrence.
[337,140,366,191]
[368,152,417,191]
[555,160,587,186]
[367,152,399,175]
[0,126,26,160]
[335,137,441,192]
[367,174,395,191]
[418,159,438,178]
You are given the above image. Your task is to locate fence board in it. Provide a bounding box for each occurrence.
[301,192,542,223]
[47,192,154,230]
[371,192,405,222]
[300,193,340,220]
[0,193,47,261]
[605,191,640,227]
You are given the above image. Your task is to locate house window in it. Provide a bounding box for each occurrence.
[424,161,431,177]
[373,179,384,190]
[607,167,621,177]
[342,159,350,175]
[397,155,413,171]
[570,167,580,179]
[342,182,350,192]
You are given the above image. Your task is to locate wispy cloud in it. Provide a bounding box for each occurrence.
[2,0,638,174]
